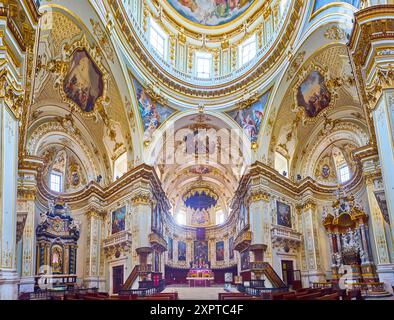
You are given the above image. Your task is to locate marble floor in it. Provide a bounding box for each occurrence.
[162,285,236,300]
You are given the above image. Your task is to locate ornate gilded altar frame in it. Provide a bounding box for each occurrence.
[292,63,337,125]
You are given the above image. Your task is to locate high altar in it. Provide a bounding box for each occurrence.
[186,261,214,287]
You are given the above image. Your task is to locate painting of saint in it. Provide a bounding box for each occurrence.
[194,241,209,265]
[216,241,225,261]
[168,237,174,260]
[226,90,270,142]
[51,245,63,274]
[63,49,104,113]
[277,201,292,228]
[241,249,250,271]
[178,241,187,261]
[168,0,254,26]
[229,236,234,260]
[322,165,330,179]
[154,252,160,272]
[133,79,175,142]
[239,200,248,229]
[112,206,126,234]
[296,71,331,118]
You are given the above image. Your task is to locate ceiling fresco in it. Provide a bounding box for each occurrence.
[167,0,255,26]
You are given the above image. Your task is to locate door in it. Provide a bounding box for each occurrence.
[112,265,124,294]
[281,260,294,286]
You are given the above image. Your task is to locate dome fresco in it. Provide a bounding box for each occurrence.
[167,0,255,26]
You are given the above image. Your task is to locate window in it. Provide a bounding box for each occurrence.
[274,152,288,177]
[339,165,350,183]
[176,211,186,225]
[216,211,225,225]
[114,152,128,181]
[196,52,212,79]
[150,18,167,59]
[50,171,62,192]
[240,35,257,66]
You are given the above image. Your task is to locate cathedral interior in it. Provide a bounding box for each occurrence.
[1,0,394,301]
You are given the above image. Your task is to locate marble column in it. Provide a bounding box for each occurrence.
[365,174,394,291]
[17,190,36,293]
[131,190,153,284]
[300,199,325,286]
[373,91,394,236]
[248,190,271,263]
[0,104,19,299]
[84,209,105,290]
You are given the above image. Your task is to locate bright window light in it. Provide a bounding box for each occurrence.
[339,165,350,183]
[50,171,62,192]
[150,18,167,59]
[275,152,288,177]
[216,211,225,225]
[196,52,212,79]
[114,152,128,181]
[176,212,186,225]
[240,35,256,66]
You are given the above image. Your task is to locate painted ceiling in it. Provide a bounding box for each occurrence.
[166,0,255,26]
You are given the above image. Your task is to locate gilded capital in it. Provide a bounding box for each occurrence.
[85,209,105,220]
[248,191,270,204]
[131,193,152,205]
[302,199,316,211]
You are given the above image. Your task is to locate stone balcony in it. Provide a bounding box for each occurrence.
[103,231,132,256]
[271,225,302,250]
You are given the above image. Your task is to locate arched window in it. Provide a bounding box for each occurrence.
[114,152,128,181]
[275,152,289,177]
[216,210,225,225]
[332,147,351,184]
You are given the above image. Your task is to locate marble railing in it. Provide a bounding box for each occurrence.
[271,225,302,243]
[103,231,132,249]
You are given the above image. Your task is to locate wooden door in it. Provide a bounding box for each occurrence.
[281,260,294,286]
[112,265,124,294]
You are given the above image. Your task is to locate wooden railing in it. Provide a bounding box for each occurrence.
[122,265,139,290]
[312,282,333,289]
[122,264,153,290]
[261,262,287,288]
[119,280,166,297]
[244,286,289,297]
[19,287,98,300]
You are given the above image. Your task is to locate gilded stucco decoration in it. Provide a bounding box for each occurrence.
[292,63,337,124]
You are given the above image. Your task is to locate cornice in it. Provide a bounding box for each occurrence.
[36,163,169,209]
[233,160,364,207]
